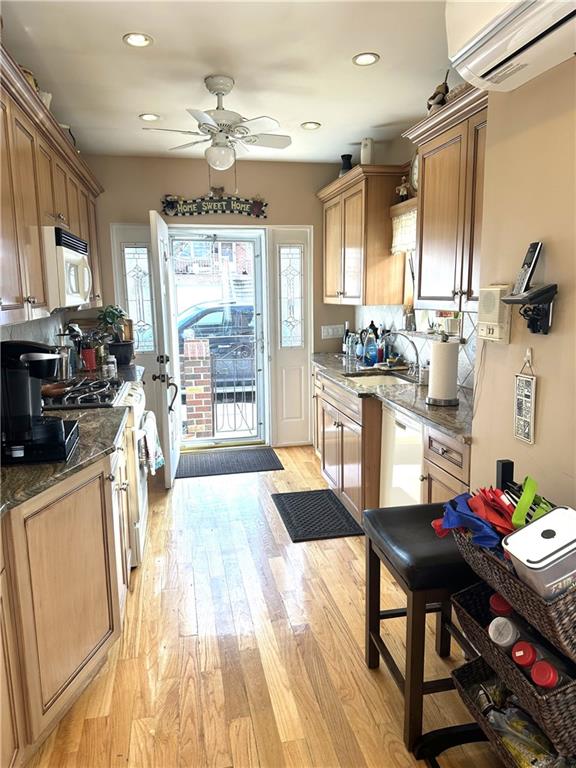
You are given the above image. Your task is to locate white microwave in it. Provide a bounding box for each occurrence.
[43,227,92,310]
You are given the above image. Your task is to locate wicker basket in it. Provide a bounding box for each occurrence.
[453,581,576,756]
[453,529,576,661]
[451,658,519,768]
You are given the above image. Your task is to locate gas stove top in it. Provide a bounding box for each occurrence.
[43,377,127,410]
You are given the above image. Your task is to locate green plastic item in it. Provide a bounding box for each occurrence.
[512,476,538,528]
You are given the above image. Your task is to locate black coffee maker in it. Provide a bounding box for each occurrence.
[1,341,80,463]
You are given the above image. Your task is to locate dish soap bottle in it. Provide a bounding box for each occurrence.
[363,330,378,367]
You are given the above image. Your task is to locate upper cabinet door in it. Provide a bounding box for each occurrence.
[52,159,69,227]
[415,122,468,310]
[341,183,364,305]
[323,196,342,303]
[461,109,487,311]
[35,137,57,226]
[67,174,81,237]
[87,197,102,304]
[9,102,47,314]
[0,93,26,323]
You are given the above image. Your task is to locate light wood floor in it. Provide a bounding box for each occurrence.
[28,447,502,768]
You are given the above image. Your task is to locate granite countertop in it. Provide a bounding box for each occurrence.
[312,353,473,441]
[1,407,129,515]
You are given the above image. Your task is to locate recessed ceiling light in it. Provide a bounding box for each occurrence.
[139,113,160,122]
[352,52,380,67]
[300,121,321,131]
[123,32,153,48]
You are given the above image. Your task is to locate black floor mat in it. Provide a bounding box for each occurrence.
[176,447,283,479]
[271,489,364,543]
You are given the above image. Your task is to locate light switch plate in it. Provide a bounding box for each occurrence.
[321,324,345,340]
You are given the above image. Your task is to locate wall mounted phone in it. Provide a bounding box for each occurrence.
[501,241,558,335]
[511,241,542,295]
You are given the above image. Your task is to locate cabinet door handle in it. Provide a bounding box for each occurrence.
[25,296,37,305]
[419,474,428,482]
[57,212,66,221]
[94,293,101,299]
[107,473,115,482]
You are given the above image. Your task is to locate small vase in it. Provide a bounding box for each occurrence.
[339,154,353,177]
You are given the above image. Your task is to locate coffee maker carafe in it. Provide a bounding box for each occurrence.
[1,341,80,463]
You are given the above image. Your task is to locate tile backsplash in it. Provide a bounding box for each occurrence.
[355,305,477,389]
[0,312,65,346]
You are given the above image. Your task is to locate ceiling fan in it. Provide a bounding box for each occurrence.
[144,74,292,170]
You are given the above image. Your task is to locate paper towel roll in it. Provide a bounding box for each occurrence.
[427,341,459,405]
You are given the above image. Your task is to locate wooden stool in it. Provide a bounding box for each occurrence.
[364,503,477,752]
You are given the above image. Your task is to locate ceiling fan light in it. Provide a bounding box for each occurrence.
[123,32,154,48]
[205,144,235,170]
[352,52,380,66]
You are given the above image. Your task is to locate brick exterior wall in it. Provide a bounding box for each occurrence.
[181,339,213,439]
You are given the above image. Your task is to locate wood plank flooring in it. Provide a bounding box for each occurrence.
[28,447,502,768]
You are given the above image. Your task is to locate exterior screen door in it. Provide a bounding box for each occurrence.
[149,211,182,488]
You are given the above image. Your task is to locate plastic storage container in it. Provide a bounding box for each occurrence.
[502,506,576,599]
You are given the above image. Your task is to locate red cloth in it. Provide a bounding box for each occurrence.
[468,493,514,534]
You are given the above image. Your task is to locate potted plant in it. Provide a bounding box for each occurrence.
[97,304,134,366]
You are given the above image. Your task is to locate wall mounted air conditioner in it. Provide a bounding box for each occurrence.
[446,0,576,92]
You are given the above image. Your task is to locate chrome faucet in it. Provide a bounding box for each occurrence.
[385,331,420,380]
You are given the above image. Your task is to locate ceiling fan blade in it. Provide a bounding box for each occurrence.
[170,138,211,150]
[187,108,219,131]
[240,115,280,133]
[233,141,250,156]
[246,133,292,149]
[142,127,203,135]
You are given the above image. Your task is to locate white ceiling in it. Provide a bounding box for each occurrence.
[1,1,454,163]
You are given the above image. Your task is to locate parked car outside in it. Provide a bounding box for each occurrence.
[179,302,255,389]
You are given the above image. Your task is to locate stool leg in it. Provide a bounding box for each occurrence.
[435,598,452,659]
[404,589,427,752]
[365,538,380,669]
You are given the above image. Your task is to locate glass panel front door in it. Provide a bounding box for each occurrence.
[170,230,265,447]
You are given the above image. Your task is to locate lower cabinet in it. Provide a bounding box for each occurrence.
[7,459,121,743]
[1,567,24,768]
[316,372,381,524]
[421,426,470,503]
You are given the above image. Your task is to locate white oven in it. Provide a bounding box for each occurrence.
[115,381,148,566]
[42,226,92,310]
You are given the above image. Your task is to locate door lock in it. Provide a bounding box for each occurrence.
[152,373,167,383]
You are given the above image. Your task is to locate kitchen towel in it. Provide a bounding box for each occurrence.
[142,410,164,475]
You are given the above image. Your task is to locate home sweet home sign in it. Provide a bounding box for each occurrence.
[161,194,268,219]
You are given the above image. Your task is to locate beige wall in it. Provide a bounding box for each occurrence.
[86,155,354,351]
[471,59,576,504]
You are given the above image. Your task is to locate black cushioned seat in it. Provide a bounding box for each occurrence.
[363,503,475,591]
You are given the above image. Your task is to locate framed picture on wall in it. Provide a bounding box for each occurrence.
[514,373,536,444]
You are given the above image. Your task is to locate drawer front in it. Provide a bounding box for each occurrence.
[423,426,470,483]
[316,373,363,423]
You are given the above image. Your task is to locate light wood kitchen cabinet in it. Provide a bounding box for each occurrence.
[1,566,25,768]
[9,100,48,316]
[52,157,69,226]
[66,173,81,237]
[0,92,26,324]
[35,135,58,227]
[315,369,382,524]
[318,165,406,306]
[7,460,121,742]
[0,44,104,325]
[403,88,488,312]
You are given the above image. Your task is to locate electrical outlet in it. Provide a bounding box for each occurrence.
[321,324,345,340]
